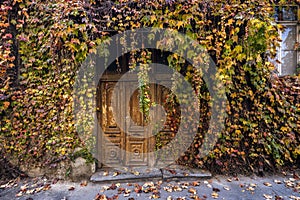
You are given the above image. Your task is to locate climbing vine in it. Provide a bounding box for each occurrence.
[0,0,300,174]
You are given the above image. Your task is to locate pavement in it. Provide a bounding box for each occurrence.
[1,167,300,200]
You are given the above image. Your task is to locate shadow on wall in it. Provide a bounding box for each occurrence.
[0,150,25,182]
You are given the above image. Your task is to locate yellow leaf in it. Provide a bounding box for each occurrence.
[232,35,238,43]
[206,35,213,41]
[234,45,243,53]
[236,19,243,26]
[150,15,156,23]
[248,90,253,96]
[177,21,184,28]
[3,101,10,109]
[227,18,234,26]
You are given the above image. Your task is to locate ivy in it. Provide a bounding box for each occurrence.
[0,0,299,174]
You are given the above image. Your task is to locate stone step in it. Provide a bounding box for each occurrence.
[90,165,211,183]
[161,165,212,181]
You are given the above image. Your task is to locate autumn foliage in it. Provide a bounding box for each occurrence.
[0,0,300,175]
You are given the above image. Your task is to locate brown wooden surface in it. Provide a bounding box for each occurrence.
[97,72,176,168]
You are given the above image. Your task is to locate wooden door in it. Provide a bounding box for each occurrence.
[97,73,177,168]
[123,80,155,166]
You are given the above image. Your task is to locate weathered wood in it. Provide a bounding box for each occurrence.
[97,72,176,168]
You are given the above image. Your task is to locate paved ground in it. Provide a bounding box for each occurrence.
[1,172,300,200]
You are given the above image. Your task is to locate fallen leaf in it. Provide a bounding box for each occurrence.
[80,181,88,187]
[192,181,200,186]
[156,180,163,186]
[132,170,140,176]
[125,189,131,194]
[20,184,28,191]
[118,187,125,193]
[103,171,109,176]
[108,183,117,190]
[35,186,44,193]
[211,191,219,199]
[204,180,212,188]
[94,194,107,200]
[275,195,283,200]
[290,178,296,182]
[182,185,188,189]
[143,182,154,187]
[113,171,120,176]
[150,194,160,199]
[188,188,197,194]
[26,189,35,194]
[223,186,230,191]
[43,184,51,191]
[164,186,172,192]
[282,171,287,176]
[181,182,188,189]
[250,183,257,187]
[173,185,182,192]
[274,179,282,184]
[15,192,23,197]
[134,185,142,193]
[290,195,300,200]
[102,186,109,190]
[263,194,272,199]
[68,186,75,191]
[263,182,272,187]
[190,194,200,199]
[285,180,294,187]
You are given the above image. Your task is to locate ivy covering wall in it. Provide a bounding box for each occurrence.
[0,0,300,175]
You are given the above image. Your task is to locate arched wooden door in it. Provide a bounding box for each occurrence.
[96,71,177,168]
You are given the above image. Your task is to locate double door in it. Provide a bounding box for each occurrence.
[97,74,176,168]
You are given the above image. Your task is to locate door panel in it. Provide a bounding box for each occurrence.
[126,140,148,165]
[124,83,149,166]
[98,81,124,167]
